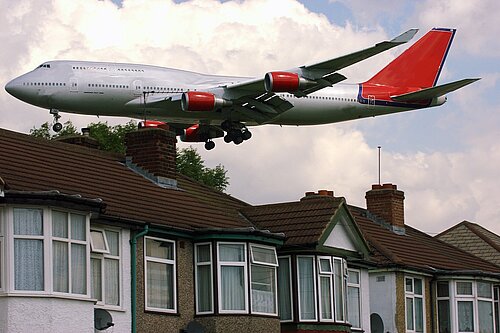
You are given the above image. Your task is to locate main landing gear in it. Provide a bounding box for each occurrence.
[221,121,252,146]
[50,109,62,132]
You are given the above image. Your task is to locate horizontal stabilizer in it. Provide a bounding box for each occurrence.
[391,78,480,102]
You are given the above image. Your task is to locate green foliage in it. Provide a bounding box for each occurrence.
[29,121,230,192]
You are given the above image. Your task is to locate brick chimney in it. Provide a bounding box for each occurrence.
[365,183,405,234]
[300,189,335,201]
[125,127,177,187]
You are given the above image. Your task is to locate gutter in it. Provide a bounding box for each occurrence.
[130,224,149,333]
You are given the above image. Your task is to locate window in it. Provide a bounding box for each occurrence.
[195,243,213,314]
[52,211,87,294]
[456,281,474,332]
[494,287,499,333]
[90,229,109,253]
[437,281,451,333]
[91,228,121,307]
[406,277,424,332]
[144,237,176,312]
[249,244,278,315]
[477,282,494,333]
[0,208,3,290]
[278,256,293,321]
[334,258,347,322]
[347,269,361,329]
[318,256,334,321]
[297,256,317,321]
[217,242,248,313]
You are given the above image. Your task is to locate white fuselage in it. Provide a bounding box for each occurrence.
[5,60,430,126]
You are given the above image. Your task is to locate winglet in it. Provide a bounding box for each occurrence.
[390,29,419,44]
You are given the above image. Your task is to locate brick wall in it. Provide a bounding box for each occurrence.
[365,183,405,228]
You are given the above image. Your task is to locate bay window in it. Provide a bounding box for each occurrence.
[195,243,213,314]
[347,269,361,329]
[406,276,424,332]
[91,228,121,307]
[278,256,293,321]
[144,236,176,312]
[298,256,317,321]
[250,244,278,315]
[318,256,334,321]
[218,242,248,313]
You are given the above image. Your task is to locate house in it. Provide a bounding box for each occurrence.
[1,125,499,333]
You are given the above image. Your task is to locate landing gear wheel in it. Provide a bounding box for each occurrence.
[52,122,63,132]
[224,134,233,143]
[233,135,243,145]
[242,130,252,141]
[204,140,215,151]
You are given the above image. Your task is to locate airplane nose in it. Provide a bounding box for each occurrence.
[5,79,14,95]
[5,78,20,97]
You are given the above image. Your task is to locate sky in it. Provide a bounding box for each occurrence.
[1,0,499,235]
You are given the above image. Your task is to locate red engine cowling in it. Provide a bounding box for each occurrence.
[181,91,231,112]
[138,120,167,128]
[181,124,202,142]
[264,71,315,93]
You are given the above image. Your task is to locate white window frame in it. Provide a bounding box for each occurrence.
[455,280,475,333]
[249,243,278,316]
[405,276,425,333]
[144,236,176,313]
[195,242,213,315]
[436,280,451,333]
[90,227,121,309]
[476,281,495,333]
[347,268,362,329]
[333,257,347,323]
[6,206,91,297]
[217,242,248,314]
[297,255,318,322]
[89,229,110,254]
[278,255,293,322]
[318,256,334,322]
[0,207,4,291]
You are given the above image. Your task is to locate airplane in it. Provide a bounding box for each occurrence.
[5,28,479,150]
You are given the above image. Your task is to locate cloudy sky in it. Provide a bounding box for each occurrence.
[1,0,499,235]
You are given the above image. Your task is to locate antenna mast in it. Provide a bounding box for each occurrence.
[377,146,381,185]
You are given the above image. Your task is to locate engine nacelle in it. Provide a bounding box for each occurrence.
[181,91,231,112]
[180,124,224,142]
[138,120,167,129]
[264,71,316,93]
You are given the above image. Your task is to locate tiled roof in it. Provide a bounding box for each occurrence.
[349,206,500,274]
[0,128,250,232]
[436,221,500,266]
[241,196,344,246]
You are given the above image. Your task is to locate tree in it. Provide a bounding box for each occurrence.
[29,121,230,191]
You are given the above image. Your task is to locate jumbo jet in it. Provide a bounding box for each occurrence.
[5,28,478,150]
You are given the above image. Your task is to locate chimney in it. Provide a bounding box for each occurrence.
[365,183,405,234]
[55,128,99,149]
[301,189,334,201]
[125,127,177,188]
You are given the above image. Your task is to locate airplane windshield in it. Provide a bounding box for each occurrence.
[37,64,51,69]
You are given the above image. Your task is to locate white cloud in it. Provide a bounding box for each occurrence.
[1,0,499,235]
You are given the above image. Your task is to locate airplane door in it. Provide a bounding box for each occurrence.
[368,95,375,109]
[132,80,142,97]
[69,77,78,92]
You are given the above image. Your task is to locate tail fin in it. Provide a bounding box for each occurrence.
[364,28,456,88]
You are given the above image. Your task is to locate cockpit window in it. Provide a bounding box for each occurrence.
[37,64,51,68]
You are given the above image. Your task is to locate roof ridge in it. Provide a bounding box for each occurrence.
[464,221,500,253]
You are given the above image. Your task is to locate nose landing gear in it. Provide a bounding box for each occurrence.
[50,109,62,132]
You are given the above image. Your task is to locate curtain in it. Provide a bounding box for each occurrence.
[219,244,244,262]
[71,243,86,294]
[298,257,315,320]
[91,258,102,301]
[14,239,44,290]
[348,285,360,328]
[197,264,212,312]
[147,261,173,309]
[458,301,474,332]
[406,297,414,330]
[71,214,86,241]
[13,208,43,235]
[146,239,173,260]
[415,297,424,332]
[278,257,292,320]
[105,230,119,256]
[105,258,119,305]
[52,211,68,238]
[334,259,344,321]
[221,266,245,310]
[320,276,333,319]
[53,240,69,292]
[478,300,494,333]
[251,265,275,314]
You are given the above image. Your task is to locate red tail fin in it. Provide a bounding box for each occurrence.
[364,28,455,88]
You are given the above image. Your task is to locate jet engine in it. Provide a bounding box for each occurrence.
[264,71,315,93]
[181,91,232,112]
[179,124,224,143]
[138,120,167,128]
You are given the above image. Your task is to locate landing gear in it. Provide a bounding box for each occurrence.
[204,140,215,151]
[221,121,252,146]
[50,109,62,132]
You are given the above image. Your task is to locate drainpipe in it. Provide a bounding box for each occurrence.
[130,224,149,333]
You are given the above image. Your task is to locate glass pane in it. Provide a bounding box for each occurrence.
[458,301,474,332]
[414,278,423,295]
[320,276,333,319]
[478,300,494,333]
[90,230,107,252]
[457,281,473,295]
[438,300,451,333]
[319,258,332,273]
[348,270,360,284]
[251,245,277,265]
[298,257,316,320]
[406,278,413,292]
[278,257,292,321]
[348,286,361,328]
[91,258,102,301]
[14,239,44,290]
[105,230,119,256]
[219,243,244,262]
[478,282,492,298]
[105,258,120,305]
[13,208,43,235]
[406,297,414,330]
[415,297,423,332]
[53,241,69,292]
[334,259,344,321]
[196,244,211,263]
[71,243,87,294]
[196,264,212,312]
[147,262,174,309]
[437,281,449,297]
[251,265,276,314]
[146,238,174,260]
[52,211,68,238]
[71,214,86,241]
[221,266,245,310]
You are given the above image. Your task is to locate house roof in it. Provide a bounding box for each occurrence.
[436,221,500,267]
[349,205,500,275]
[0,128,250,232]
[241,195,344,247]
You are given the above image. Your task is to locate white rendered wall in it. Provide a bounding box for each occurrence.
[360,269,371,332]
[369,272,397,333]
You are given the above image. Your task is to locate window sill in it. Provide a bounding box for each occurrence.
[0,292,96,303]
